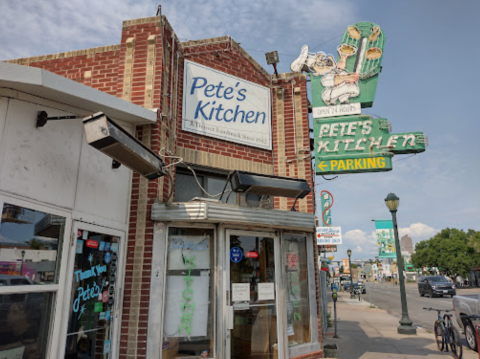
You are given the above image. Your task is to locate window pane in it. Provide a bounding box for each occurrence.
[284,234,311,347]
[162,228,214,358]
[174,173,204,202]
[207,177,235,204]
[0,292,54,358]
[64,230,120,359]
[0,203,65,285]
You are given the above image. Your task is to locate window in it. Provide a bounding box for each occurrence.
[284,234,311,347]
[162,228,215,358]
[174,167,235,204]
[64,230,120,359]
[0,204,64,285]
[174,166,272,209]
[0,202,66,358]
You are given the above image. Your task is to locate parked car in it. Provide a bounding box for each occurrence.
[417,275,456,298]
[353,283,366,294]
[453,294,479,351]
[342,281,352,291]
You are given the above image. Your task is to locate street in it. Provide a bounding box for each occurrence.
[353,282,477,330]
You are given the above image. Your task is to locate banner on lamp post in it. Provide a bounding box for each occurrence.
[374,219,396,258]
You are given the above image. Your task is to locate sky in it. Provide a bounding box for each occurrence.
[1,0,479,262]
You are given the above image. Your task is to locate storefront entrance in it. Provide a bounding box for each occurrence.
[226,230,279,359]
[61,222,125,359]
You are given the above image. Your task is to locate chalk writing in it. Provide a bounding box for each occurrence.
[179,255,196,335]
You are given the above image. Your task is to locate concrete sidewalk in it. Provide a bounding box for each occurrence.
[323,291,478,358]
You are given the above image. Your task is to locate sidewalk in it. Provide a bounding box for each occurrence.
[323,291,478,358]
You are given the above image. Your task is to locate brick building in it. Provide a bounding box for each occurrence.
[5,14,323,359]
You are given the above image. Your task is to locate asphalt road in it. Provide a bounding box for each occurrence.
[348,282,477,331]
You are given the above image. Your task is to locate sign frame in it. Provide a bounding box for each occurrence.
[182,60,272,150]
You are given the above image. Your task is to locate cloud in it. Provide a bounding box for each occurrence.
[340,229,377,255]
[398,222,438,243]
[0,0,357,74]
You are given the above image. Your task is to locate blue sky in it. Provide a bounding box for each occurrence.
[2,0,479,261]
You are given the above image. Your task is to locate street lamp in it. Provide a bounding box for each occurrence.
[20,250,25,276]
[347,249,354,299]
[385,193,416,335]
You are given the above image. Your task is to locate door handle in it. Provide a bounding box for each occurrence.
[227,306,234,330]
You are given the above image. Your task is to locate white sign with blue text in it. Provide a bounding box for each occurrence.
[183,60,272,150]
[316,226,342,245]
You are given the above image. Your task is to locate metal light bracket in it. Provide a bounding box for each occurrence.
[36,111,82,128]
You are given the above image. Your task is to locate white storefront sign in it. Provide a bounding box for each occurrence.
[316,226,342,245]
[183,60,272,150]
[312,103,361,118]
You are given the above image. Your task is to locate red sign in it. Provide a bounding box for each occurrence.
[287,253,299,269]
[102,291,109,303]
[86,240,99,248]
[246,252,258,259]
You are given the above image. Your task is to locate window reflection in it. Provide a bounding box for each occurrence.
[0,204,64,285]
[284,234,311,347]
[0,292,53,358]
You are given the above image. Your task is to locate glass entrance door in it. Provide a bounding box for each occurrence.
[226,231,278,359]
[62,223,124,359]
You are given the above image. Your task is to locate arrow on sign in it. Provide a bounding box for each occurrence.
[318,161,327,171]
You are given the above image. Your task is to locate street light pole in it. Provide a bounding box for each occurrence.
[347,249,355,299]
[385,193,416,335]
[20,250,25,276]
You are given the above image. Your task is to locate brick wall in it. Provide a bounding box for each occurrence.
[7,14,321,359]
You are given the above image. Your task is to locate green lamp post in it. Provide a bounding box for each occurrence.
[385,193,416,335]
[347,249,354,299]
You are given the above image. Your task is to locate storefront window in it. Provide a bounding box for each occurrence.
[174,168,235,204]
[162,228,215,359]
[284,234,310,347]
[0,292,54,358]
[64,230,120,359]
[0,202,66,358]
[0,204,64,285]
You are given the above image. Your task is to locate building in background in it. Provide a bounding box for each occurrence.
[3,13,323,359]
[401,234,413,254]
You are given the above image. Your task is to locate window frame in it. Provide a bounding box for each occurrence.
[0,194,72,358]
[281,231,321,358]
[57,221,126,359]
[148,222,218,359]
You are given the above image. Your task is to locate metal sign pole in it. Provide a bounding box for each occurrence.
[369,282,372,307]
[332,288,338,338]
[334,300,338,338]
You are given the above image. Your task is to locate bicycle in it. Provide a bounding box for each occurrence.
[423,307,462,358]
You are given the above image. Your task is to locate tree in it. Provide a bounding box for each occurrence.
[25,238,42,250]
[411,228,480,278]
[467,229,480,253]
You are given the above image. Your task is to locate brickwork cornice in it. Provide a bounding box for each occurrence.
[5,44,121,65]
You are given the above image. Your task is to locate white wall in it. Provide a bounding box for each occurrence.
[0,97,133,230]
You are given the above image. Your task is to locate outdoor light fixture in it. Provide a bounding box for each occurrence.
[265,51,279,76]
[385,192,400,212]
[83,112,166,180]
[384,192,416,335]
[229,171,311,199]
